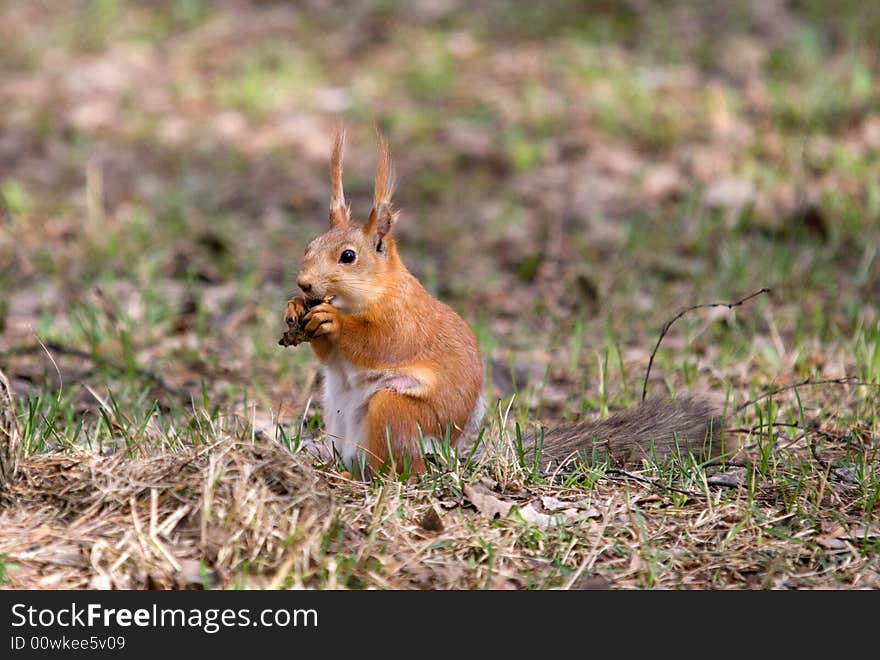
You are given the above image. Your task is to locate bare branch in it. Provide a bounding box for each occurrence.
[734,375,878,413]
[641,287,770,402]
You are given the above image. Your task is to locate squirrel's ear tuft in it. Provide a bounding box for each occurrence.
[363,130,397,250]
[329,128,350,228]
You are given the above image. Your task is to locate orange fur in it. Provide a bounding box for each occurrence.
[328,129,350,227]
[292,130,483,475]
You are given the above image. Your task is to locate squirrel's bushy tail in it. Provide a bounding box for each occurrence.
[529,396,734,470]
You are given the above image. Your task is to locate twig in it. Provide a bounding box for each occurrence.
[724,402,871,485]
[604,468,704,498]
[641,287,770,402]
[808,436,829,470]
[734,375,878,413]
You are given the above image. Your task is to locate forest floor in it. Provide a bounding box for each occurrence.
[0,1,878,589]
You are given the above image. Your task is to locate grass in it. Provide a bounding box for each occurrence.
[0,0,879,589]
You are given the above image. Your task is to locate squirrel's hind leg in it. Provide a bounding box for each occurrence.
[365,390,443,475]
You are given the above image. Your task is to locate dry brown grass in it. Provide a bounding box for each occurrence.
[1,408,877,590]
[1,440,334,589]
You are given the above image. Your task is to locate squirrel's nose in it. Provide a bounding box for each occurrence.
[297,279,312,294]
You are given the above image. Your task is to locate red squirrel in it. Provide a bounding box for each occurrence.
[283,130,732,475]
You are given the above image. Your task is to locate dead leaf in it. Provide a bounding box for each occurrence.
[816,536,848,551]
[463,484,553,529]
[707,469,745,488]
[463,483,513,520]
[539,496,600,523]
[477,475,498,490]
[558,508,600,524]
[419,506,444,533]
[540,495,572,511]
[820,522,845,537]
[540,495,596,512]
[845,524,880,540]
[513,504,553,530]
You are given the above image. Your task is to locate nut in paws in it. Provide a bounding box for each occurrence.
[302,302,340,340]
[279,296,329,347]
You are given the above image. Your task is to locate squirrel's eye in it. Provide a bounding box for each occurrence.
[339,249,356,264]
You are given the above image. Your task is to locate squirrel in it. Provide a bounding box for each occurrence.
[282,130,735,476]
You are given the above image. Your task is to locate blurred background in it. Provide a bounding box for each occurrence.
[1,0,879,440]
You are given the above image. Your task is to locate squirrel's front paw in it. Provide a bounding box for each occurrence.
[285,297,309,325]
[302,302,340,341]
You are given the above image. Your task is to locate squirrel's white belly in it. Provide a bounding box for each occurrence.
[321,359,376,468]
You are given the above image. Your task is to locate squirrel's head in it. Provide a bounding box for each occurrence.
[296,129,401,315]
